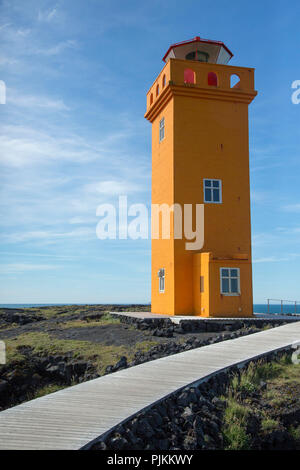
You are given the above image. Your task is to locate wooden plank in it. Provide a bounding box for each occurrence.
[0,322,299,450]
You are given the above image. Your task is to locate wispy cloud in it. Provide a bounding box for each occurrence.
[34,39,78,56]
[276,226,300,234]
[7,228,95,244]
[0,251,76,260]
[7,89,69,110]
[85,180,142,195]
[253,256,290,263]
[250,163,282,173]
[281,203,300,213]
[38,8,58,23]
[0,263,60,274]
[0,125,103,167]
[250,190,270,203]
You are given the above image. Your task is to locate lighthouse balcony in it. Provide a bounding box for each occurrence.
[146,59,257,117]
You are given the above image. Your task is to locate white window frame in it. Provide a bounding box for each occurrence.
[220,267,240,296]
[203,178,222,204]
[159,117,165,143]
[158,268,165,293]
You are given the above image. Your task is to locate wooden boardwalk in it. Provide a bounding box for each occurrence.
[0,322,300,450]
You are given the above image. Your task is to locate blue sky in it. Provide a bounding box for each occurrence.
[0,0,299,304]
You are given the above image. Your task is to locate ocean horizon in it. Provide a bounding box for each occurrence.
[0,303,299,315]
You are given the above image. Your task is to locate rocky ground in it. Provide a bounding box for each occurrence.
[91,352,300,451]
[1,304,298,452]
[0,304,234,411]
[0,305,278,412]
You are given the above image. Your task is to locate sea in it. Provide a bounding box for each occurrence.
[0,303,299,315]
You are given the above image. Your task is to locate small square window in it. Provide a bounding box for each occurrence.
[159,117,165,142]
[221,268,229,277]
[230,278,238,293]
[200,276,204,293]
[158,268,165,293]
[220,268,240,295]
[205,188,212,201]
[222,278,230,293]
[213,189,219,200]
[203,179,222,203]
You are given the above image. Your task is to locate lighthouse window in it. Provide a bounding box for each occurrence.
[220,268,240,295]
[159,117,165,142]
[208,72,218,86]
[185,50,209,62]
[158,268,165,293]
[184,68,195,84]
[203,179,222,203]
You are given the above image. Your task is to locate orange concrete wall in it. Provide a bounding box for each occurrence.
[209,258,253,317]
[150,98,175,315]
[145,58,256,317]
[173,92,252,314]
[193,252,210,316]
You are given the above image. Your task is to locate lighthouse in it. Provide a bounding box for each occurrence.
[145,37,257,317]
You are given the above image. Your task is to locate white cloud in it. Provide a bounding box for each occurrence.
[16,28,31,37]
[0,23,11,31]
[34,39,77,56]
[38,8,58,22]
[7,89,69,111]
[282,203,300,213]
[85,180,142,195]
[276,226,300,234]
[0,125,104,167]
[250,191,270,203]
[0,55,18,66]
[253,256,290,263]
[0,263,60,274]
[7,228,94,243]
[69,216,96,225]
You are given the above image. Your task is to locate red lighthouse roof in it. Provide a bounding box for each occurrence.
[162,36,233,65]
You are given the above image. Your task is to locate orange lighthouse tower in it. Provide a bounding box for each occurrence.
[145,37,257,317]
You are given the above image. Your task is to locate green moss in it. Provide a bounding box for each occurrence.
[5,332,159,374]
[221,355,300,450]
[32,384,63,399]
[223,422,251,450]
[60,313,120,329]
[222,395,252,450]
[229,358,290,397]
[261,418,281,433]
[289,425,300,442]
[224,395,251,423]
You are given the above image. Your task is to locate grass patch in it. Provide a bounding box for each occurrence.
[0,323,19,331]
[262,324,273,331]
[223,422,251,450]
[221,355,300,449]
[229,356,292,397]
[289,425,300,442]
[221,355,300,450]
[261,418,281,433]
[33,384,63,399]
[60,313,121,329]
[5,332,159,374]
[222,394,252,450]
